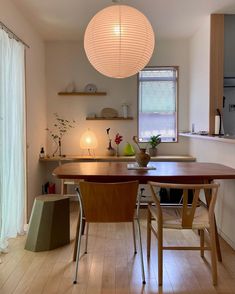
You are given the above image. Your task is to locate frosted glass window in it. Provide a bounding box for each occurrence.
[138,67,178,142]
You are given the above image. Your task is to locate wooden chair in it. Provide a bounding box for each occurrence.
[147,181,219,286]
[73,181,145,284]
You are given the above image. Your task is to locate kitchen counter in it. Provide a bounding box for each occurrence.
[180,132,235,144]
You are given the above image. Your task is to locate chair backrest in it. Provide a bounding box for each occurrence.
[148,181,219,229]
[78,181,139,222]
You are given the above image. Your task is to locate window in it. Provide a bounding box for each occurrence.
[138,66,178,142]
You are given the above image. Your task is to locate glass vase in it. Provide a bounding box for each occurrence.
[116,145,120,157]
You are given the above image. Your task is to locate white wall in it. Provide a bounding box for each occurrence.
[188,16,235,249]
[0,0,47,217]
[188,16,210,133]
[45,39,190,157]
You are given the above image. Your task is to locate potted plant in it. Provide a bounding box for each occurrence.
[148,135,161,157]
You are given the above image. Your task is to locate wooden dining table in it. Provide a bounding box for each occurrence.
[53,161,235,261]
[52,161,235,183]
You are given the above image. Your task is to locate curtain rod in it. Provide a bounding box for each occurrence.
[0,21,30,48]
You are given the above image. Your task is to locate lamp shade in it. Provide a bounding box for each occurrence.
[80,130,98,149]
[84,5,155,78]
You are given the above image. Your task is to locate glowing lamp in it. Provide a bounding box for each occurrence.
[80,130,98,155]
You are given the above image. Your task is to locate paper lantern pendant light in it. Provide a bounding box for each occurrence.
[84,5,155,78]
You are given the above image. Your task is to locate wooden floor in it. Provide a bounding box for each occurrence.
[1,204,235,294]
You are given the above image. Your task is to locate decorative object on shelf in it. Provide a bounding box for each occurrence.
[122,103,129,118]
[148,135,161,157]
[123,142,135,156]
[80,129,98,156]
[214,108,224,136]
[114,133,123,156]
[101,107,118,118]
[106,128,115,156]
[65,82,76,93]
[39,147,45,159]
[84,4,155,78]
[84,83,97,93]
[87,112,96,118]
[46,113,77,157]
[133,135,150,167]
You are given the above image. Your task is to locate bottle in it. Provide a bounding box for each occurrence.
[40,147,45,159]
[214,109,221,135]
[122,103,129,118]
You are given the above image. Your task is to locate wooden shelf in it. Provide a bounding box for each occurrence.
[39,155,196,163]
[58,92,107,96]
[86,117,133,120]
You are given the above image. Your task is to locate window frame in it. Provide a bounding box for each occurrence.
[137,65,179,143]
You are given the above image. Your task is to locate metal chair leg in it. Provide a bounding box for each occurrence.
[85,222,89,254]
[73,189,84,284]
[136,218,146,284]
[132,221,137,254]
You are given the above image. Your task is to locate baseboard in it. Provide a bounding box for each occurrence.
[218,228,235,250]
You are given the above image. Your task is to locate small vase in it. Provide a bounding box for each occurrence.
[135,148,150,167]
[116,145,119,157]
[58,139,62,157]
[106,139,115,156]
[149,147,157,157]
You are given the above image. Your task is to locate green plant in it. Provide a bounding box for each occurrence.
[149,135,161,148]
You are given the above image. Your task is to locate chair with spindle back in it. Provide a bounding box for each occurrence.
[73,180,145,285]
[147,181,219,286]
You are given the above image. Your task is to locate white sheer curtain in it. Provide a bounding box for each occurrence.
[0,29,26,252]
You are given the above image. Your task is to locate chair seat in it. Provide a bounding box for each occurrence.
[149,205,209,229]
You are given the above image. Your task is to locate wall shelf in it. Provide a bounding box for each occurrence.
[58,92,107,96]
[86,117,133,120]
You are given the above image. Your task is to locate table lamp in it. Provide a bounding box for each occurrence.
[80,129,98,156]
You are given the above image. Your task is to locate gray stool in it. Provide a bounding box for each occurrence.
[25,195,70,252]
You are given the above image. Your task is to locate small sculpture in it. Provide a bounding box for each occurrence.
[106,128,115,156]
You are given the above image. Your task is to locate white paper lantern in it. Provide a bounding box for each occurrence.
[84,5,155,78]
[80,130,98,150]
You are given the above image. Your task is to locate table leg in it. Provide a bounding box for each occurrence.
[204,180,222,262]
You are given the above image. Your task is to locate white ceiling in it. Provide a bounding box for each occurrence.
[12,0,235,41]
